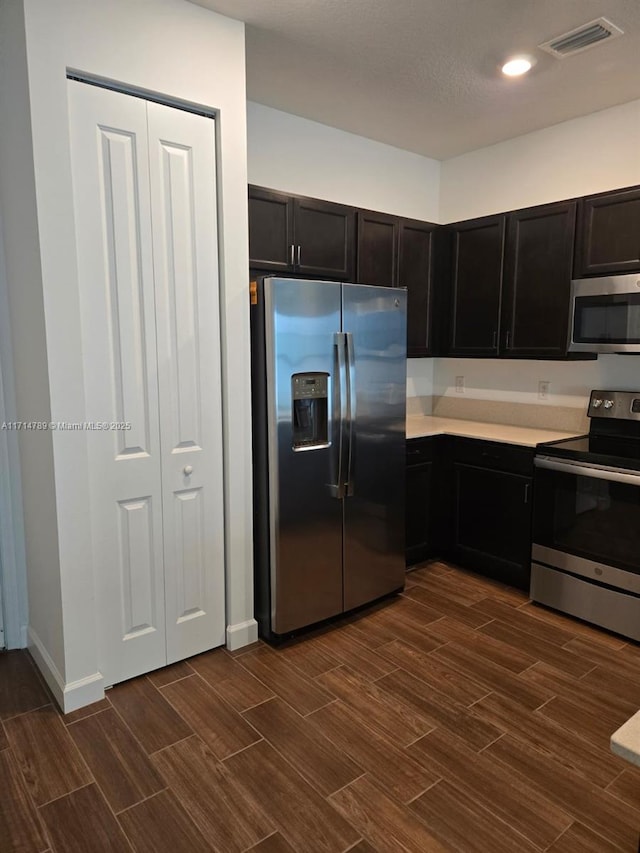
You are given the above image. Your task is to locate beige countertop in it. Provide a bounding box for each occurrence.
[407,414,584,447]
[611,712,640,769]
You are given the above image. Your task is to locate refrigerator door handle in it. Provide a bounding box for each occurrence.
[345,331,356,497]
[332,332,348,498]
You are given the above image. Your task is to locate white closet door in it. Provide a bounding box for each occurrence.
[68,81,166,684]
[147,102,226,662]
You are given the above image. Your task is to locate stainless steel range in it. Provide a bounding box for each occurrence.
[531,390,640,641]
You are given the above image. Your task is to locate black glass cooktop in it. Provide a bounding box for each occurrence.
[537,433,640,472]
[536,391,640,472]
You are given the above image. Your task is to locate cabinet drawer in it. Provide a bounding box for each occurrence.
[406,437,435,466]
[451,437,534,475]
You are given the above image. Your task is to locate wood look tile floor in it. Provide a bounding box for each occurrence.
[2,561,640,852]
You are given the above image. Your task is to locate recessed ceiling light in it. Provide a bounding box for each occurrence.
[502,57,533,77]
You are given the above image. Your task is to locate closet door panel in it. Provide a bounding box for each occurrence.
[68,81,166,686]
[147,102,226,662]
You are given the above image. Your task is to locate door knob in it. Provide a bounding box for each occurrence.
[183,465,193,476]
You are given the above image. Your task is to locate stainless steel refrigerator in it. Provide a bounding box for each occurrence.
[251,276,407,640]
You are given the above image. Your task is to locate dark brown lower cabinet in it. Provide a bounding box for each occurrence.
[405,436,449,567]
[406,436,533,590]
[406,438,434,566]
[447,439,533,590]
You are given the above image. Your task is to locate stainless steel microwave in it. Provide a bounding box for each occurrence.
[569,273,640,353]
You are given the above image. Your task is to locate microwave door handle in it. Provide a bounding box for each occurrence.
[535,456,640,487]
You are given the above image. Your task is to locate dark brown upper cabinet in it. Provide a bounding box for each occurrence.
[356,210,399,287]
[357,210,440,356]
[574,186,640,277]
[501,201,576,358]
[248,185,355,280]
[446,215,505,356]
[248,186,293,273]
[399,219,440,357]
[445,202,582,359]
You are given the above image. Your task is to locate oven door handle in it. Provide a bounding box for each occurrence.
[535,455,640,487]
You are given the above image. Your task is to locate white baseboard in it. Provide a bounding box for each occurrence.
[226,618,258,651]
[61,671,106,714]
[28,627,105,714]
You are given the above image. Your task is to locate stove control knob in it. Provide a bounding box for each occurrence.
[603,399,614,410]
[592,398,603,408]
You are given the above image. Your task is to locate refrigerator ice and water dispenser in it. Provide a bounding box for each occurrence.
[291,372,329,449]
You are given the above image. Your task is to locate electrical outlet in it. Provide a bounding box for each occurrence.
[538,380,550,400]
[455,375,465,394]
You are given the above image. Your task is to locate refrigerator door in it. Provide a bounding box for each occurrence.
[342,284,407,610]
[265,278,344,634]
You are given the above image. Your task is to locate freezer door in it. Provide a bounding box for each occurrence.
[265,278,344,633]
[342,284,407,610]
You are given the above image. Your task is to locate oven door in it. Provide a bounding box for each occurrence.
[533,456,640,591]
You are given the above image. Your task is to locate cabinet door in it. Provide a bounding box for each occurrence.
[447,216,504,355]
[399,219,437,356]
[357,210,398,287]
[502,201,576,358]
[451,463,532,589]
[406,438,434,565]
[575,186,640,276]
[248,186,294,272]
[294,197,355,279]
[406,462,432,566]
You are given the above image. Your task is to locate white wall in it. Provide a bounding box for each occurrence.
[247,102,441,222]
[441,98,640,223]
[434,357,640,410]
[249,96,640,227]
[407,359,434,399]
[0,0,64,667]
[0,0,254,710]
[0,209,29,650]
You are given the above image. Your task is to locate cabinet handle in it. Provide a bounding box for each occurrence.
[505,330,511,349]
[492,330,497,349]
[524,482,530,504]
[289,245,295,266]
[297,245,301,266]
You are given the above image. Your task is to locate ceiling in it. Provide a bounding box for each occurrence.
[188,0,640,160]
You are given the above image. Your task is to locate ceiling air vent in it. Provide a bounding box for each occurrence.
[539,17,624,59]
